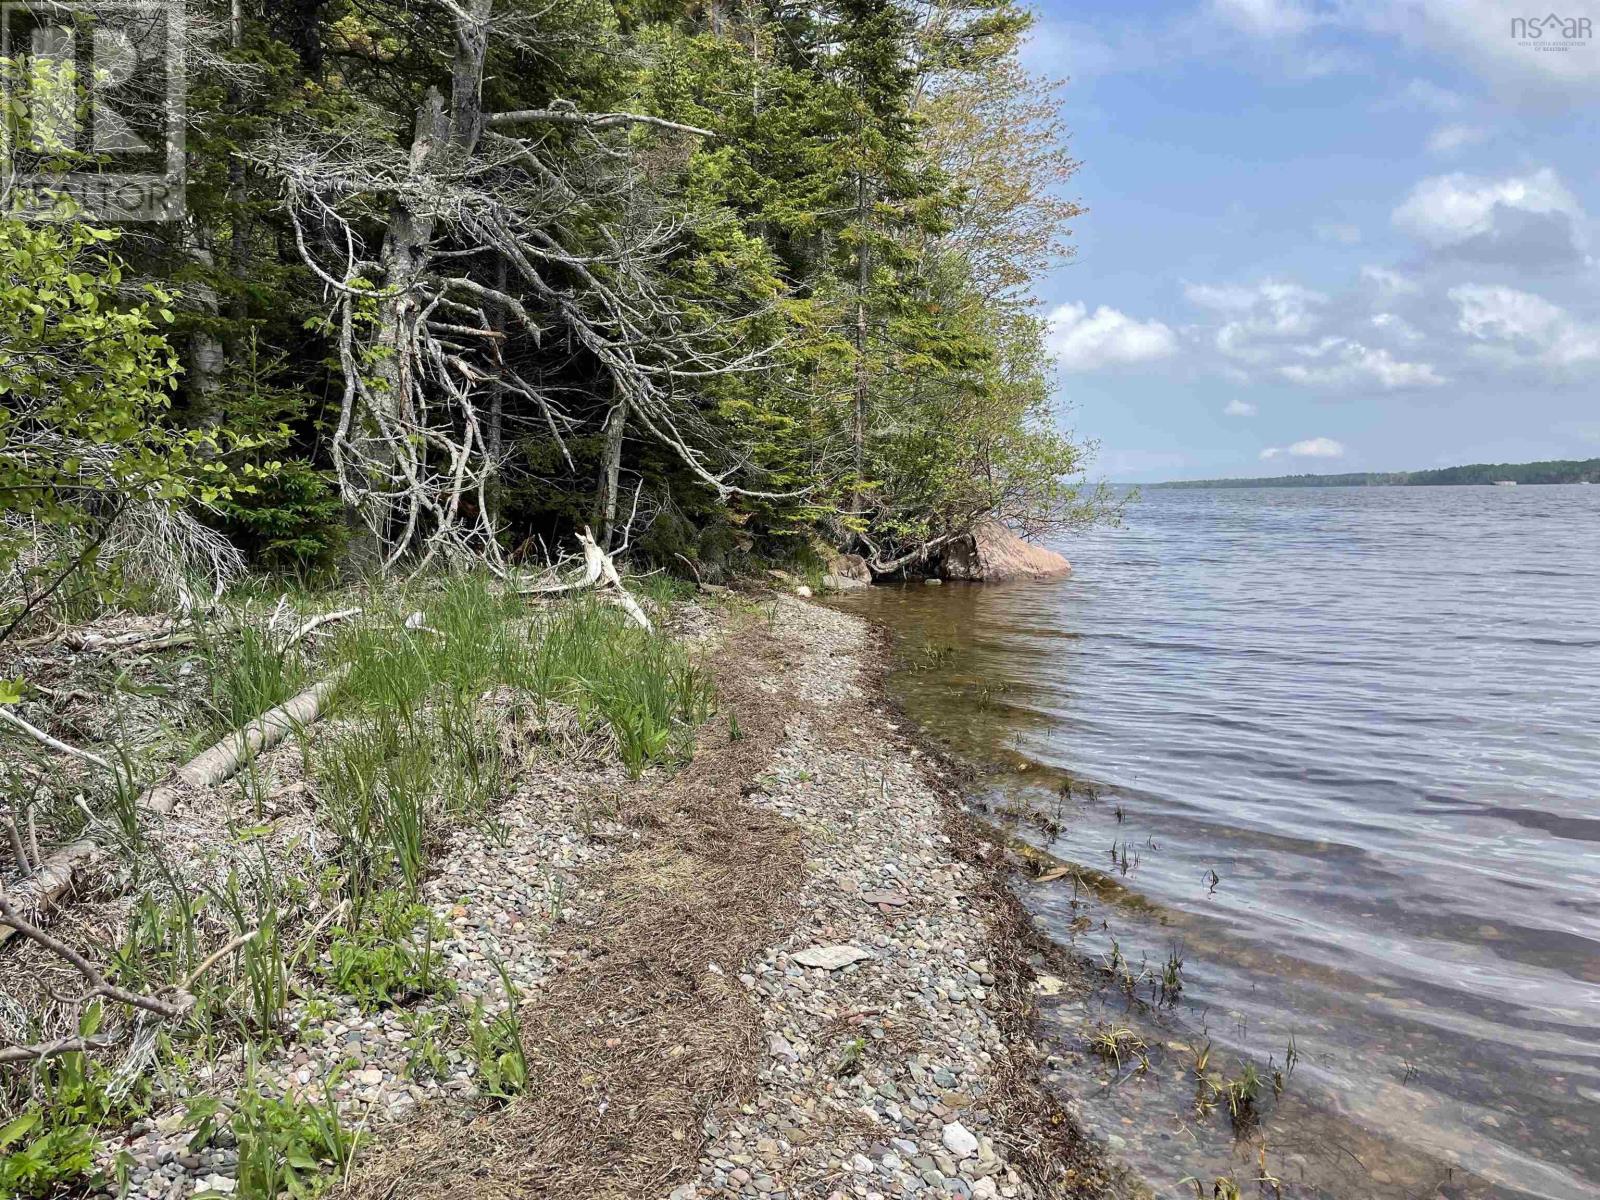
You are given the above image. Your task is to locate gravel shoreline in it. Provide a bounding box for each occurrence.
[679,594,1111,1200]
[685,595,1020,1199]
[17,592,1114,1200]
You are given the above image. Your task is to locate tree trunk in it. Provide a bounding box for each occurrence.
[185,225,226,417]
[341,0,491,569]
[593,400,626,549]
[486,255,506,522]
[850,163,870,518]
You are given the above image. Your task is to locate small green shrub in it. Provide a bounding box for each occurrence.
[227,1064,359,1200]
[0,1007,140,1198]
[315,892,451,1011]
[205,866,291,1036]
[214,460,347,573]
[401,1010,453,1082]
[0,1111,100,1199]
[465,999,527,1102]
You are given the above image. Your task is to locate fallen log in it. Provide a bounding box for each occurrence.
[59,624,191,652]
[0,667,350,947]
[0,839,101,941]
[280,606,362,650]
[170,667,349,793]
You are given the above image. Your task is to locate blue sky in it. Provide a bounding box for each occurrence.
[1023,0,1600,481]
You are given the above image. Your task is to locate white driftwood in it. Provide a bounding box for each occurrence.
[61,624,191,652]
[281,607,362,649]
[0,708,112,772]
[0,669,350,947]
[516,528,651,631]
[173,667,350,792]
[581,529,653,632]
[515,539,605,595]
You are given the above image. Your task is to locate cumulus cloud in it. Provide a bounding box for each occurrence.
[1392,168,1586,265]
[1450,284,1600,367]
[1360,265,1420,296]
[1370,312,1424,342]
[1426,124,1488,155]
[1276,338,1445,389]
[1179,278,1444,389]
[1046,302,1179,371]
[1224,398,1257,416]
[1185,280,1325,362]
[1260,437,1346,461]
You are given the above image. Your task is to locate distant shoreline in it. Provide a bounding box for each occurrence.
[1148,456,1600,489]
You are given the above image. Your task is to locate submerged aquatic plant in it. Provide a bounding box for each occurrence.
[1087,1023,1147,1068]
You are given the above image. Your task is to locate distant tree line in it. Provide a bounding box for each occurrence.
[1152,458,1600,490]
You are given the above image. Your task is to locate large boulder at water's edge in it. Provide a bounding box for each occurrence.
[936,521,1071,582]
[823,552,872,591]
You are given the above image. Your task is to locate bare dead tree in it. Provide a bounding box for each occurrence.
[260,0,792,573]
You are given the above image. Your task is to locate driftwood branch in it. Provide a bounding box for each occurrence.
[581,528,653,632]
[486,108,715,138]
[0,893,259,1065]
[513,528,651,631]
[59,624,194,653]
[173,667,350,793]
[0,669,349,948]
[280,607,362,650]
[0,707,113,772]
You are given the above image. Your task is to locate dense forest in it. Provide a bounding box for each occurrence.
[2,0,1109,618]
[1151,458,1600,489]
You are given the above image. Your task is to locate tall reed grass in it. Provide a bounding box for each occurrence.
[304,575,713,908]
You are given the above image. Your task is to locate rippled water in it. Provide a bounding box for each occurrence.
[834,485,1600,1199]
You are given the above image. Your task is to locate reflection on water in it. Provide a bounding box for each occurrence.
[832,485,1600,1200]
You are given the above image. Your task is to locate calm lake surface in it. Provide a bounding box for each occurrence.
[834,485,1600,1200]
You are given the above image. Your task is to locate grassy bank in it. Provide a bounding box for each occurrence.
[0,572,716,1199]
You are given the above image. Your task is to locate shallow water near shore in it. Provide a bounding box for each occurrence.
[831,485,1600,1200]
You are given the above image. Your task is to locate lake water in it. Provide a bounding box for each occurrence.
[833,485,1600,1200]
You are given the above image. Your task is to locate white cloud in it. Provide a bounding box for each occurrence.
[1277,338,1446,389]
[1426,123,1488,155]
[1357,1,1600,97]
[1186,280,1326,363]
[1450,284,1600,368]
[1185,280,1324,323]
[1046,302,1179,371]
[1261,437,1346,461]
[1371,312,1424,342]
[1224,398,1257,416]
[1360,265,1420,296]
[1392,168,1585,264]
